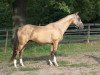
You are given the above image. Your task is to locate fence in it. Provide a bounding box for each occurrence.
[65,23,100,42]
[66,23,100,35]
[0,23,100,52]
[0,29,12,53]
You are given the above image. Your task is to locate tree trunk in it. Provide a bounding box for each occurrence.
[12,0,26,39]
[12,0,26,27]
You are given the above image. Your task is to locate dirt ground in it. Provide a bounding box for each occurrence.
[0,52,100,75]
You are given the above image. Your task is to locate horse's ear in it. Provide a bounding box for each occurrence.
[75,12,79,15]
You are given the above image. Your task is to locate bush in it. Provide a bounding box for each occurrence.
[0,0,12,28]
[0,0,99,28]
[26,0,70,25]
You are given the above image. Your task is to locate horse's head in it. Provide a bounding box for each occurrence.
[72,12,84,29]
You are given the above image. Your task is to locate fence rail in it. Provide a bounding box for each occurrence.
[0,23,100,52]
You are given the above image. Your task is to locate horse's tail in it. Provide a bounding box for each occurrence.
[10,28,19,62]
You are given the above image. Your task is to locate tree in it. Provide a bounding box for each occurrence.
[0,0,99,28]
[12,0,27,27]
[0,0,12,28]
[26,0,70,25]
[66,0,99,22]
[95,0,100,22]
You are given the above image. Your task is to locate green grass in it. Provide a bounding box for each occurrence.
[58,42,100,56]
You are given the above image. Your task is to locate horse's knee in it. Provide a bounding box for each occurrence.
[19,50,23,58]
[51,51,57,56]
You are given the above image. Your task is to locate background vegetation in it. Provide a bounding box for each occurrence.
[0,0,100,28]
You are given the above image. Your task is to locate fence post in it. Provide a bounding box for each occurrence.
[87,24,90,43]
[5,30,8,53]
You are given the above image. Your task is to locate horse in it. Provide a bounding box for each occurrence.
[10,12,84,68]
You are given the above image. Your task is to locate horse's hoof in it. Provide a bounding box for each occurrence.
[53,62,59,67]
[14,66,18,68]
[55,64,59,67]
[21,65,25,67]
[48,60,53,66]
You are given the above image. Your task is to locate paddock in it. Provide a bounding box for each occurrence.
[0,33,100,75]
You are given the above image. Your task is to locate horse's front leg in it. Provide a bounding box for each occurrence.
[49,41,59,66]
[51,51,58,66]
[48,44,53,66]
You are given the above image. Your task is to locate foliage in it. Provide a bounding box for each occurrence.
[26,0,70,25]
[0,0,12,28]
[26,0,100,24]
[0,0,99,28]
[95,0,100,22]
[64,0,100,22]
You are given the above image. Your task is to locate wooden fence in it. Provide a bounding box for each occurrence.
[0,23,100,52]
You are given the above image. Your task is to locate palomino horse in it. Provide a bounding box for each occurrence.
[10,12,84,68]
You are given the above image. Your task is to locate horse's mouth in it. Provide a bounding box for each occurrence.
[76,24,84,29]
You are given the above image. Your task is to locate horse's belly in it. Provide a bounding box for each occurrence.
[30,29,60,44]
[36,36,52,44]
[31,34,52,44]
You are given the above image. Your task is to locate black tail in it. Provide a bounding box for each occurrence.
[10,28,19,62]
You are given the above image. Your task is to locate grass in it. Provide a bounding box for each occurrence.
[58,42,100,56]
[64,35,100,43]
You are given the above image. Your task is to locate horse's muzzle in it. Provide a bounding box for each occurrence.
[78,24,84,29]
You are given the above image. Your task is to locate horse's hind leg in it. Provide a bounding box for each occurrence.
[14,44,25,68]
[19,47,25,67]
[13,48,20,68]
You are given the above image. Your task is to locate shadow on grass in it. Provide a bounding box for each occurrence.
[20,67,40,71]
[85,55,100,63]
[7,55,51,71]
[23,55,49,62]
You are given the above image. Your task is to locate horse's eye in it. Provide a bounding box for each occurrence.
[78,18,80,21]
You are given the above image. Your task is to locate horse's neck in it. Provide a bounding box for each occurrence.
[54,15,73,34]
